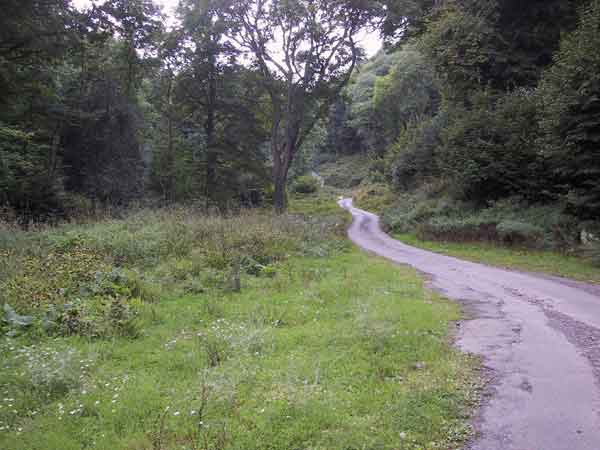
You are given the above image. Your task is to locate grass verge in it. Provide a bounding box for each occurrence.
[0,198,480,450]
[395,233,600,284]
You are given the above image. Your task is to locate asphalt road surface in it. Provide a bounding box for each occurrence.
[339,198,600,450]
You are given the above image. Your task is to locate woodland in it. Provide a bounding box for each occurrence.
[2,0,600,237]
[1,2,600,448]
[1,0,379,217]
[330,0,600,253]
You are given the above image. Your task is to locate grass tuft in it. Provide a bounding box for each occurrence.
[0,198,481,450]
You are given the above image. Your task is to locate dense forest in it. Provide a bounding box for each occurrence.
[321,0,600,252]
[2,2,600,448]
[1,0,380,219]
[1,0,600,250]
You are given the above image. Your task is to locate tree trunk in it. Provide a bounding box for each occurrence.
[273,173,287,213]
[272,138,292,213]
[166,71,174,204]
[204,41,218,210]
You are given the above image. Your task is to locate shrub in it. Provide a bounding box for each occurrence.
[415,215,547,249]
[588,241,600,267]
[0,244,110,312]
[496,221,545,247]
[537,1,600,220]
[381,194,464,233]
[291,175,319,194]
[417,217,499,243]
[440,90,547,205]
[387,113,447,190]
[353,183,396,214]
[42,297,140,339]
[1,206,347,338]
[316,154,370,189]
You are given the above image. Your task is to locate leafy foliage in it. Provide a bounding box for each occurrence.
[336,0,599,254]
[290,176,319,194]
[440,90,547,204]
[538,0,600,219]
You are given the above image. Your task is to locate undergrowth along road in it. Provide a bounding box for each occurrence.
[0,196,480,450]
[394,233,600,284]
[341,198,600,450]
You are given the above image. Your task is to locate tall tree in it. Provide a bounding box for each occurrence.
[174,0,269,208]
[379,0,438,45]
[226,0,379,211]
[179,0,237,206]
[61,0,164,206]
[0,0,80,219]
[538,0,600,219]
[100,0,164,97]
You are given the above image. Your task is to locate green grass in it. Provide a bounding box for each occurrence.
[288,192,347,220]
[0,200,481,450]
[0,250,478,450]
[395,233,600,284]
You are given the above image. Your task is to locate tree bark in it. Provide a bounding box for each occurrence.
[204,38,218,210]
[166,70,175,204]
[272,135,295,213]
[272,162,288,213]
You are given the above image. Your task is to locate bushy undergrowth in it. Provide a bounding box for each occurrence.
[378,192,584,252]
[586,240,600,267]
[0,248,480,450]
[0,201,482,450]
[353,183,397,213]
[290,175,319,194]
[0,208,345,339]
[316,154,371,189]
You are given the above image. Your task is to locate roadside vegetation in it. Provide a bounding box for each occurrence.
[4,0,600,446]
[394,234,600,284]
[307,0,600,276]
[348,186,600,282]
[0,195,481,450]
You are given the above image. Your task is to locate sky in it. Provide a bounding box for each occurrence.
[72,0,383,58]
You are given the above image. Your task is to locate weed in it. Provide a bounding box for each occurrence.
[290,175,320,194]
[0,199,479,450]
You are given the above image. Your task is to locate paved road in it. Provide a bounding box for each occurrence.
[339,198,600,450]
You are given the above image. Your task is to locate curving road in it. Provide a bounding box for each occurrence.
[339,198,600,450]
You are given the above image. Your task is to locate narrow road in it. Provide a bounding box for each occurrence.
[339,198,600,450]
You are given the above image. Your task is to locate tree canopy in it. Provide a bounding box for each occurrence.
[2,0,599,226]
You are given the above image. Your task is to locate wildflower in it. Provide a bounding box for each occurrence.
[173,411,180,416]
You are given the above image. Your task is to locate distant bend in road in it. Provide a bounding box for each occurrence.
[340,198,600,450]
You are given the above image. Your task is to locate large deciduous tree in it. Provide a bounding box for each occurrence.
[226,0,379,211]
